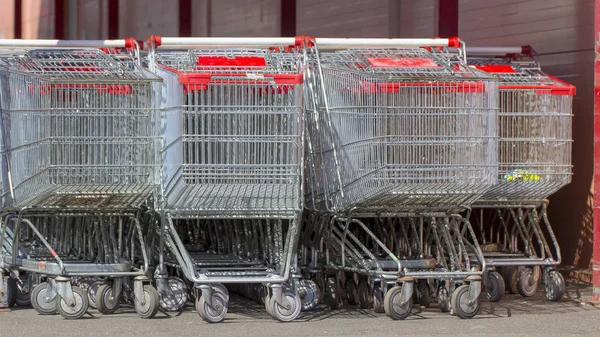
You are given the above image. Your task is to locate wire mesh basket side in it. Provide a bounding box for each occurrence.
[306,55,499,212]
[0,66,161,209]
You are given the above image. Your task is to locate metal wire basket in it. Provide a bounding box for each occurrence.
[0,49,162,210]
[152,48,304,217]
[305,47,499,212]
[468,56,574,203]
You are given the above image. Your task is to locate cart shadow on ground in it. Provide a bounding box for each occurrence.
[219,282,600,323]
[8,282,598,323]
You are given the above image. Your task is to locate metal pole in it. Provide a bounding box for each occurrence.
[593,0,600,303]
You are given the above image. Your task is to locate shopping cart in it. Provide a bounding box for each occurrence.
[459,46,574,302]
[301,37,499,319]
[148,36,306,322]
[0,79,13,308]
[0,39,162,319]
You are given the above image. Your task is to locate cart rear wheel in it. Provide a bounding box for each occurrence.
[96,284,120,315]
[517,267,539,297]
[256,285,268,306]
[158,277,188,312]
[196,286,228,323]
[57,286,89,320]
[299,280,319,311]
[15,286,31,307]
[264,293,273,316]
[358,279,373,309]
[504,266,520,294]
[15,276,31,307]
[313,273,325,304]
[345,279,358,305]
[326,277,342,310]
[31,282,57,315]
[414,280,431,307]
[86,280,103,309]
[268,289,301,322]
[383,285,412,320]
[437,282,451,313]
[1,277,17,308]
[372,286,385,313]
[135,285,159,319]
[450,285,479,319]
[545,270,565,302]
[486,271,505,302]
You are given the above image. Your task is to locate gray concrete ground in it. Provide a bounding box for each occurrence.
[1,282,599,336]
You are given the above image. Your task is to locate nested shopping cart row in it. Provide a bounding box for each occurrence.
[0,36,575,323]
[0,41,163,319]
[460,46,573,303]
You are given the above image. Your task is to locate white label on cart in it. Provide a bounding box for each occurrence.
[246,74,265,80]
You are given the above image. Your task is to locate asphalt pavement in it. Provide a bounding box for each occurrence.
[0,282,599,337]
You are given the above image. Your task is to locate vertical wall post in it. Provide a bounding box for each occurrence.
[54,0,65,39]
[280,0,296,37]
[14,0,22,39]
[108,0,119,39]
[179,0,191,37]
[437,0,458,37]
[592,0,600,303]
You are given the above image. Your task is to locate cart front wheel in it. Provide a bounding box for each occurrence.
[57,286,89,320]
[486,271,505,302]
[196,287,228,323]
[268,289,301,322]
[135,285,159,319]
[212,283,229,302]
[31,282,57,315]
[450,284,479,319]
[517,267,539,297]
[383,285,412,320]
[545,270,565,302]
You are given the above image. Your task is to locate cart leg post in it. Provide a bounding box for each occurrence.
[134,276,147,306]
[55,276,74,306]
[398,279,414,307]
[112,278,123,300]
[466,276,482,306]
[45,279,58,303]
